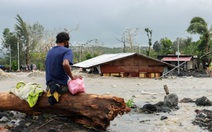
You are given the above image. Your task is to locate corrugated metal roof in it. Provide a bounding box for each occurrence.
[73,53,175,68]
[162,57,192,61]
[73,53,135,68]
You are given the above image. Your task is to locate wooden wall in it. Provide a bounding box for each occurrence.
[100,55,165,78]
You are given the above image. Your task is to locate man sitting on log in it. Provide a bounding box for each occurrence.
[45,32,82,105]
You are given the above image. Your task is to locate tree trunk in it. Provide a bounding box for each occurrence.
[0,92,130,130]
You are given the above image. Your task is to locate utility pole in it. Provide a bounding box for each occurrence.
[17,41,20,71]
[177,39,180,75]
[9,44,11,71]
[80,44,82,62]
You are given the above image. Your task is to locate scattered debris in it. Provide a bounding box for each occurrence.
[195,96,212,106]
[27,70,45,77]
[139,119,150,123]
[193,109,212,131]
[0,111,100,132]
[132,84,212,131]
[141,90,157,95]
[180,96,212,106]
[179,98,195,103]
[138,85,179,114]
[140,104,157,113]
[170,70,209,78]
[0,69,11,80]
[164,85,169,95]
[164,93,179,107]
[160,116,168,120]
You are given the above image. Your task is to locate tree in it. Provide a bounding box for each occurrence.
[1,15,45,70]
[116,31,127,53]
[86,39,104,56]
[160,37,173,55]
[27,23,45,69]
[186,16,212,55]
[2,28,18,70]
[153,41,161,53]
[144,28,152,56]
[116,28,139,53]
[28,22,45,53]
[15,14,30,65]
[14,14,45,66]
[172,37,198,55]
[125,28,139,52]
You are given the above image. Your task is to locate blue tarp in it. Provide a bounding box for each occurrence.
[0,65,5,68]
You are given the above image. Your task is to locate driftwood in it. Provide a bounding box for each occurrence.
[163,85,169,95]
[0,92,130,130]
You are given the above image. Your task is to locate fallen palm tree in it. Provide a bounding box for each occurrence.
[0,92,130,130]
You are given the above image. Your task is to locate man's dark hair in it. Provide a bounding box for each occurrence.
[56,32,70,43]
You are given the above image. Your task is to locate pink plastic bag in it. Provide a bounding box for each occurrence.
[68,78,85,95]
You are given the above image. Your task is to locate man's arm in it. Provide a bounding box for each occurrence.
[63,59,83,80]
[63,59,74,80]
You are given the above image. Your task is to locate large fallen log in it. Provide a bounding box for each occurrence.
[0,92,130,130]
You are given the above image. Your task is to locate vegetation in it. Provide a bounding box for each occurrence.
[116,28,139,53]
[2,14,45,71]
[125,98,135,108]
[0,15,212,71]
[186,16,212,56]
[144,28,153,56]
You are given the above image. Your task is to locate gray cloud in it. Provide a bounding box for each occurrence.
[0,0,212,47]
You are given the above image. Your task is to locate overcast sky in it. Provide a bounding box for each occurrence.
[0,0,212,47]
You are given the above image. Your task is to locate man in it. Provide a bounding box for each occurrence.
[45,32,82,105]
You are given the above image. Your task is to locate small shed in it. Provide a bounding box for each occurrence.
[73,53,175,78]
[157,55,197,71]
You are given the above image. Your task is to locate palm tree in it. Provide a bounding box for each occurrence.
[186,16,212,54]
[15,14,30,65]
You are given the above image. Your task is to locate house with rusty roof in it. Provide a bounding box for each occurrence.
[157,55,198,71]
[73,53,175,78]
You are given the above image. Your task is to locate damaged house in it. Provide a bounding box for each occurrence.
[157,55,198,71]
[73,53,175,78]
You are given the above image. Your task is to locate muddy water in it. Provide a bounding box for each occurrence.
[0,71,212,132]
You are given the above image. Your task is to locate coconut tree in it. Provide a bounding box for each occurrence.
[14,14,45,66]
[15,14,30,65]
[186,16,212,54]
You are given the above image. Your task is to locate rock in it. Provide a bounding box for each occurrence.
[138,92,179,114]
[158,106,171,113]
[0,116,10,122]
[179,98,195,103]
[139,119,150,123]
[0,112,10,119]
[140,104,157,113]
[164,93,178,107]
[160,116,168,120]
[195,96,212,106]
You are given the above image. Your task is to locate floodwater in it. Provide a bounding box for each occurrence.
[0,70,212,132]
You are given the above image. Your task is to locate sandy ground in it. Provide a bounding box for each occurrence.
[0,70,212,132]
